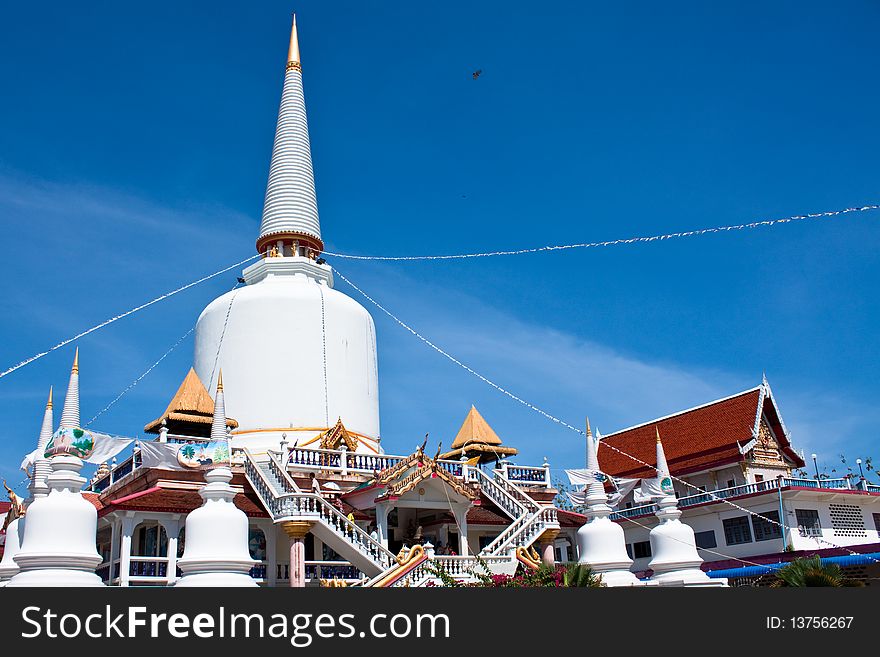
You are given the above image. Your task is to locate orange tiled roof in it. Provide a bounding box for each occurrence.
[598,385,804,479]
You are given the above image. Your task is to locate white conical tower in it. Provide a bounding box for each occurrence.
[194,16,380,455]
[648,428,726,587]
[59,348,79,429]
[176,372,257,587]
[8,351,104,587]
[256,14,322,256]
[575,419,643,586]
[29,387,55,500]
[1,388,54,585]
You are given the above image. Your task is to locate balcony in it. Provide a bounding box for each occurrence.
[609,476,863,520]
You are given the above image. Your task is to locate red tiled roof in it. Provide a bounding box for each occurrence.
[82,492,105,511]
[598,386,804,479]
[557,509,587,528]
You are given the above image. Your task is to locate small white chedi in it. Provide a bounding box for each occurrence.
[7,351,104,587]
[175,372,257,587]
[648,430,727,587]
[576,421,644,586]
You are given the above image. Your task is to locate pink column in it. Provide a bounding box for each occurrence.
[283,522,312,588]
[289,536,306,588]
[541,541,556,567]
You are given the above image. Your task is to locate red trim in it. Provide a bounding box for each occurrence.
[108,486,162,505]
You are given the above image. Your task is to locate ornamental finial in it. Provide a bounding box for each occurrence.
[71,346,79,374]
[287,14,301,71]
[217,369,224,392]
[585,416,592,437]
[46,386,53,410]
[655,426,662,444]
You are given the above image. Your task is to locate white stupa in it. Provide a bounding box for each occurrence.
[7,351,104,587]
[194,15,380,455]
[648,429,727,587]
[576,421,644,586]
[0,387,55,585]
[175,372,258,587]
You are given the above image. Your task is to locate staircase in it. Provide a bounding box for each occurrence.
[242,449,396,577]
[467,466,559,557]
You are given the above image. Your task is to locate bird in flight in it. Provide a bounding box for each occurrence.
[472,69,482,80]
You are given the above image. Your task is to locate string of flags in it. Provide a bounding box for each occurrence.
[0,254,260,382]
[323,204,879,261]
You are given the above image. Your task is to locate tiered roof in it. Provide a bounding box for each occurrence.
[439,406,518,463]
[144,368,238,437]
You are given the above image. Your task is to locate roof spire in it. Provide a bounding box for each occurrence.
[59,350,80,429]
[584,420,607,504]
[287,14,301,70]
[210,370,228,443]
[655,427,670,477]
[37,387,54,452]
[256,14,323,255]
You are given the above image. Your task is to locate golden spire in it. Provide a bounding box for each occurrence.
[71,347,79,374]
[46,386,53,410]
[655,426,662,444]
[585,416,592,437]
[217,369,224,392]
[287,14,301,71]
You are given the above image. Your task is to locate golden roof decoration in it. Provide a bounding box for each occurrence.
[319,417,358,452]
[452,405,503,448]
[144,367,238,434]
[440,405,517,463]
[380,451,476,501]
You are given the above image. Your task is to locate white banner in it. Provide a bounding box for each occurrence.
[138,442,188,470]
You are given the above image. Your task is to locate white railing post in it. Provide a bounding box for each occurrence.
[543,457,552,487]
[339,445,348,476]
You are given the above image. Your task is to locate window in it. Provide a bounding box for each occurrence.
[249,527,267,561]
[754,474,764,483]
[874,513,880,534]
[134,523,168,557]
[795,509,821,537]
[694,530,717,549]
[829,504,866,537]
[625,543,633,559]
[633,541,652,559]
[726,479,736,489]
[723,516,752,545]
[752,510,782,542]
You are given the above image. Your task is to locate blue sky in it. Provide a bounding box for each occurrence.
[1,1,879,490]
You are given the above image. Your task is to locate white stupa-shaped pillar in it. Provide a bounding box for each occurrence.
[648,429,727,587]
[30,386,55,500]
[8,350,104,587]
[0,387,55,585]
[0,518,22,586]
[176,372,257,587]
[576,419,643,587]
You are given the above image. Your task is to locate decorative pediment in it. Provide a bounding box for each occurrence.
[374,449,476,501]
[749,416,788,468]
[319,418,358,452]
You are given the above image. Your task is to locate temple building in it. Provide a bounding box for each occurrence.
[2,17,879,588]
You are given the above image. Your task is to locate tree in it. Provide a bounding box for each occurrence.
[770,556,864,587]
[553,477,585,513]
